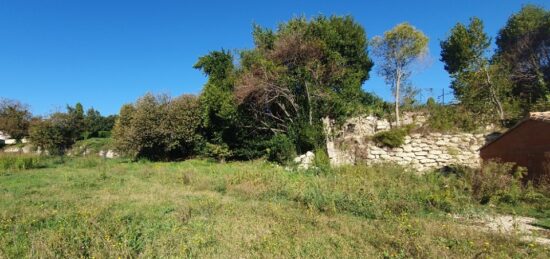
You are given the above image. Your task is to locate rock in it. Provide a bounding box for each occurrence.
[435,140,448,146]
[370,150,386,155]
[415,151,428,156]
[4,139,16,145]
[106,150,118,159]
[22,145,33,154]
[294,151,315,169]
[4,146,22,153]
[430,150,443,155]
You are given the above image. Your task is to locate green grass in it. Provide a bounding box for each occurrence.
[0,158,549,258]
[0,153,53,172]
[533,219,550,230]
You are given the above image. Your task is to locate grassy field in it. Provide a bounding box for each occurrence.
[1,156,549,258]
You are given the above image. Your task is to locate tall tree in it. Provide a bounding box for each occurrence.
[372,23,428,126]
[441,17,510,122]
[238,16,373,128]
[0,98,32,140]
[496,5,550,112]
[194,50,237,146]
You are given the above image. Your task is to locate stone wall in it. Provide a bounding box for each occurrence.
[363,133,485,171]
[325,115,493,171]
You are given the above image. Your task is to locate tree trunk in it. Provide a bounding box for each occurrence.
[395,72,401,127]
[483,66,505,121]
[305,81,313,125]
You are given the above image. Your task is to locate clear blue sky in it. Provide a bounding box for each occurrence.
[1,0,548,116]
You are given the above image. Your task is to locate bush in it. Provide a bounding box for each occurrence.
[446,161,526,205]
[426,104,477,132]
[372,127,409,148]
[266,134,296,164]
[202,142,231,162]
[0,98,31,140]
[290,123,325,154]
[112,94,202,160]
[29,116,75,156]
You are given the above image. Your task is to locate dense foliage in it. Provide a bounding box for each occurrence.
[29,103,116,155]
[0,98,31,140]
[440,5,550,125]
[138,15,380,162]
[112,94,202,160]
[109,16,380,162]
[371,126,409,148]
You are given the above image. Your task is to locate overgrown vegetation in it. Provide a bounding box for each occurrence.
[112,94,201,160]
[0,158,548,257]
[425,99,478,132]
[28,103,115,155]
[371,126,410,148]
[440,5,550,125]
[0,153,48,172]
[0,98,31,141]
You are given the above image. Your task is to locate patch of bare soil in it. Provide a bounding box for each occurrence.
[455,214,550,246]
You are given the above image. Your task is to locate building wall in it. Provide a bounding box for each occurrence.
[480,120,550,181]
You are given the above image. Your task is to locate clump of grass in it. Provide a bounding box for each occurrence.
[0,153,48,172]
[371,126,410,148]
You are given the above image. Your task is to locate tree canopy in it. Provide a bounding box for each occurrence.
[372,23,428,126]
[0,98,31,140]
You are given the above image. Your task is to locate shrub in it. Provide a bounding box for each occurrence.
[202,142,231,162]
[293,123,326,154]
[29,117,75,156]
[372,127,408,148]
[0,98,31,140]
[426,104,477,132]
[112,94,202,160]
[266,134,296,164]
[458,161,526,204]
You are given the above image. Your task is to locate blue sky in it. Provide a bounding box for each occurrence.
[1,0,548,115]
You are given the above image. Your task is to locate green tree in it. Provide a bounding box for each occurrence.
[194,50,238,149]
[496,5,550,112]
[235,16,374,152]
[83,108,116,138]
[0,98,31,140]
[65,102,85,140]
[29,112,80,155]
[372,23,428,126]
[441,17,511,122]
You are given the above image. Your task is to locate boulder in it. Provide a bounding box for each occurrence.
[294,151,315,169]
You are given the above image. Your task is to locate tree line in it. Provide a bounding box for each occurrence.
[1,5,548,162]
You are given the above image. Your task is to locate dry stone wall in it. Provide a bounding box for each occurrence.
[325,115,491,171]
[364,133,485,171]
